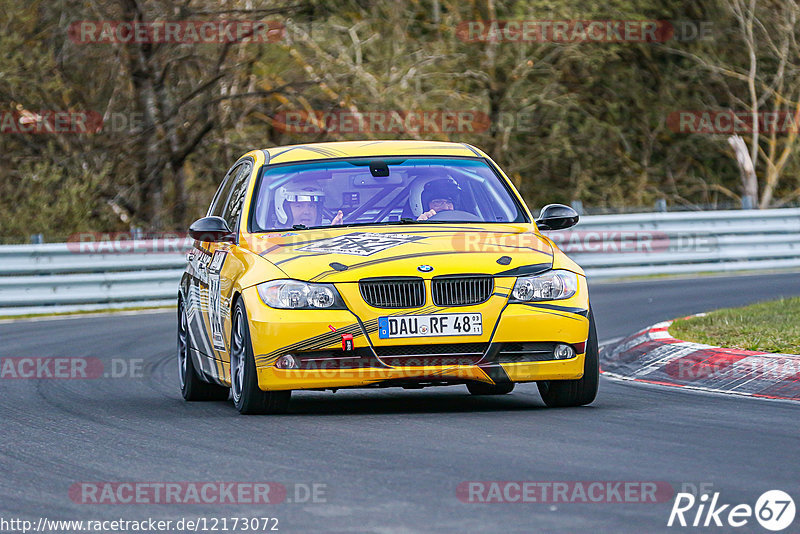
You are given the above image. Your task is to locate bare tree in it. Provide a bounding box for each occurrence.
[668,0,800,208]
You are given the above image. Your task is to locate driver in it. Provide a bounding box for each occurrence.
[274,181,343,227]
[417,177,462,221]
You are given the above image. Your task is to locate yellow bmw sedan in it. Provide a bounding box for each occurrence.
[178,140,597,414]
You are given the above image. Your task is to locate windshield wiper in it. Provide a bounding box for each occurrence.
[399,217,421,224]
[292,224,308,230]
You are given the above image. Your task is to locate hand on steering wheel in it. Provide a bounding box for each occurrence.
[417,209,436,221]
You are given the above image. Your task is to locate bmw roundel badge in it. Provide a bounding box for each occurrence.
[418,265,433,273]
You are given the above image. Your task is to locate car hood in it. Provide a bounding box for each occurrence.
[244,224,554,283]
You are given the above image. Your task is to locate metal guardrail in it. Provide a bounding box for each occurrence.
[554,208,800,279]
[1,208,799,316]
[0,240,186,316]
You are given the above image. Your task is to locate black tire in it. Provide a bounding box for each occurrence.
[230,299,291,415]
[466,382,515,395]
[178,299,230,401]
[537,309,599,407]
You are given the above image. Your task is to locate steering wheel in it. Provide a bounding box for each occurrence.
[427,209,481,222]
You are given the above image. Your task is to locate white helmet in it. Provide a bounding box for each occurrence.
[408,177,432,217]
[274,181,326,224]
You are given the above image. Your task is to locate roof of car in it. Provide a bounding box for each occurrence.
[260,140,485,165]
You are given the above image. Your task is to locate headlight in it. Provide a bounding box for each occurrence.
[256,280,346,309]
[511,270,578,301]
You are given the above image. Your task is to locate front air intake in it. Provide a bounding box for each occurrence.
[431,275,494,306]
[359,277,426,309]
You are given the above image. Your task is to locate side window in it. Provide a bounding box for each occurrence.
[207,163,242,218]
[221,163,252,231]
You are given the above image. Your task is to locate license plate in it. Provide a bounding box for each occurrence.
[378,313,482,339]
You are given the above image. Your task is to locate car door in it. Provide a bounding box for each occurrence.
[185,160,251,383]
[202,160,254,380]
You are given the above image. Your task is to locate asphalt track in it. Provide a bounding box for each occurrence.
[1,272,799,533]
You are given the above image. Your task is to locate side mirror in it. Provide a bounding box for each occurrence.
[535,204,579,231]
[188,216,235,242]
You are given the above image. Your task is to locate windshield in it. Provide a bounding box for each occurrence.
[250,157,527,231]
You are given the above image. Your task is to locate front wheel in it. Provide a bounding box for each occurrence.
[230,299,291,415]
[537,310,599,407]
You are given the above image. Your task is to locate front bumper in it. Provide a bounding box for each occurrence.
[241,275,590,391]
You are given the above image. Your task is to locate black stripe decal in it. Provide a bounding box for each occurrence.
[311,252,552,281]
[273,252,331,265]
[475,297,511,384]
[478,363,512,385]
[254,306,445,365]
[310,251,461,281]
[517,303,588,316]
[269,145,348,159]
[259,235,352,257]
[461,143,482,157]
[495,263,552,277]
